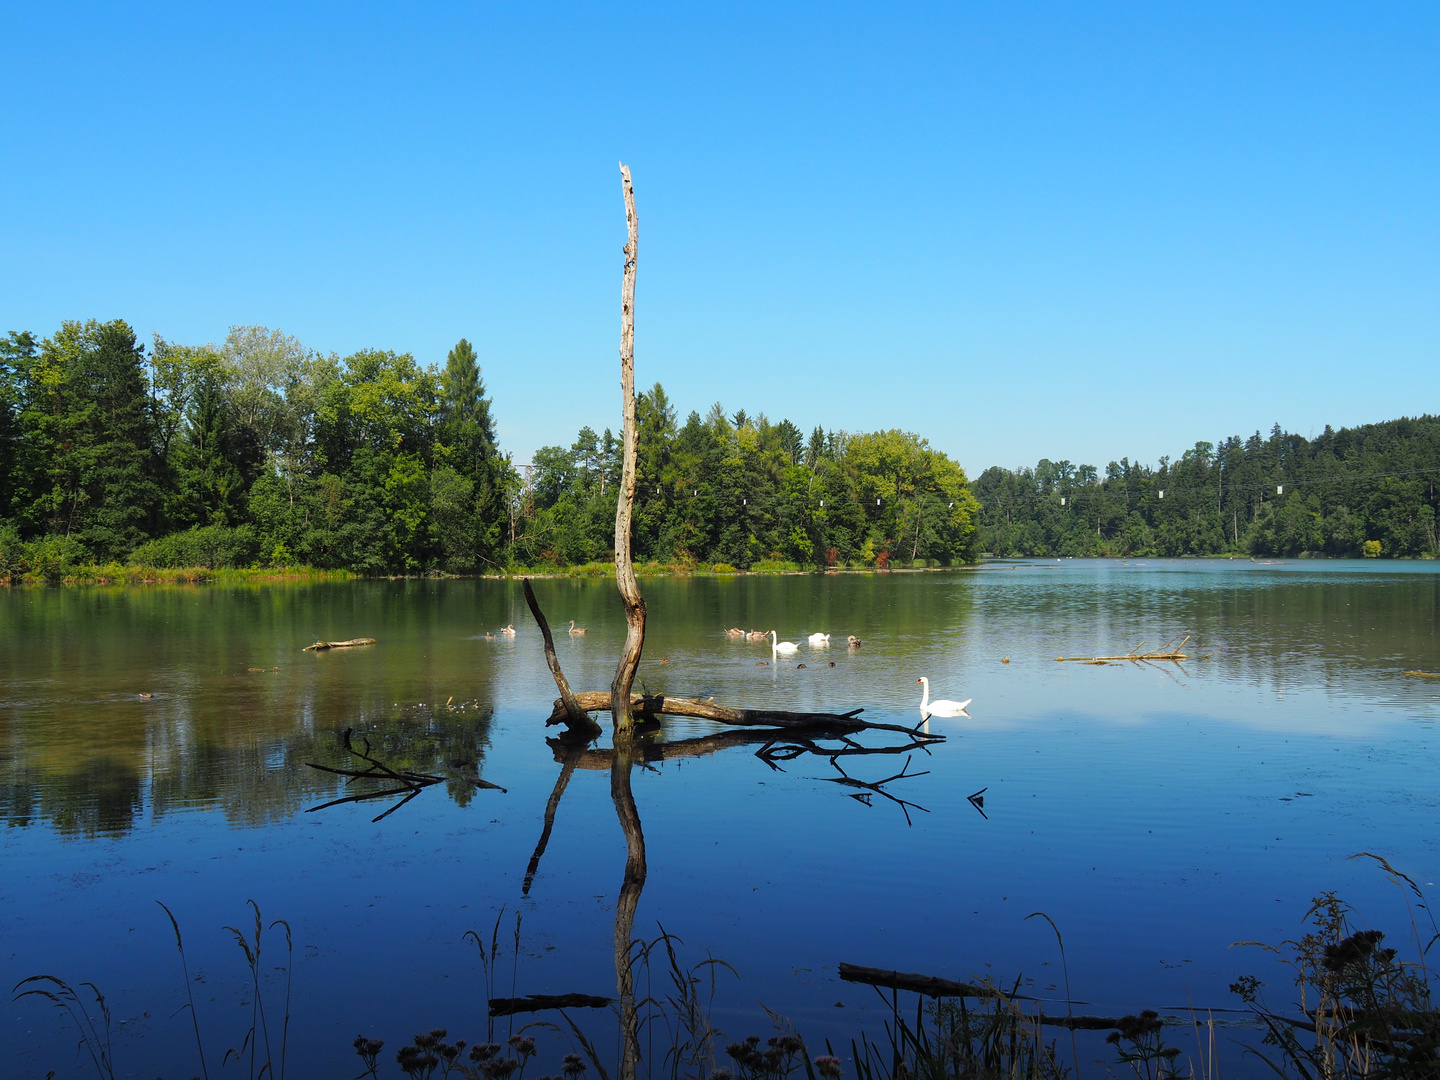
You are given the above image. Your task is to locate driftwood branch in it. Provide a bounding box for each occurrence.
[303,638,376,651]
[611,162,647,733]
[523,578,599,737]
[1055,634,1190,663]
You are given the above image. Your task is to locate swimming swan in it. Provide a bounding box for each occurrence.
[771,631,800,656]
[917,677,970,717]
[500,625,516,637]
[568,620,587,635]
[808,632,831,645]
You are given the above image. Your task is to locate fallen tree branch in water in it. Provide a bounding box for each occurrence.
[522,578,600,737]
[1055,634,1190,663]
[839,963,1293,1031]
[303,637,376,651]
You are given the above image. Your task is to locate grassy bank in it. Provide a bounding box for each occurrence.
[492,557,962,578]
[1,563,353,586]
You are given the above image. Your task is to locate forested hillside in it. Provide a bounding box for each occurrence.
[975,418,1440,558]
[0,320,980,576]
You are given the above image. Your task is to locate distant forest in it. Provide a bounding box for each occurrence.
[0,320,979,576]
[1,320,1434,578]
[975,417,1440,558]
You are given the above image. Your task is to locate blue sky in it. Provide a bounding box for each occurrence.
[2,2,1436,475]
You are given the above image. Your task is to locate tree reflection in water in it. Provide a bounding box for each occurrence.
[523,721,941,1080]
[311,715,939,1080]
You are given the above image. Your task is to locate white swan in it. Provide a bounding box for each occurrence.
[917,677,970,717]
[771,630,800,656]
[807,632,830,646]
[500,624,516,637]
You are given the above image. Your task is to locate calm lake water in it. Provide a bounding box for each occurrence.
[3,560,1439,1078]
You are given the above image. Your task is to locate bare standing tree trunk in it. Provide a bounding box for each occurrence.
[611,163,646,733]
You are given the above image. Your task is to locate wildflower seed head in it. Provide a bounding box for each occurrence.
[814,1055,843,1079]
[1322,929,1386,972]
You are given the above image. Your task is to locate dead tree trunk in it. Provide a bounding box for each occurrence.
[611,163,646,733]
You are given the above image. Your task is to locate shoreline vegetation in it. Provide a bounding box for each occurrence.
[3,321,1437,579]
[5,552,1438,588]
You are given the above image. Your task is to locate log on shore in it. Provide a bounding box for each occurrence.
[303,638,377,651]
[545,690,875,731]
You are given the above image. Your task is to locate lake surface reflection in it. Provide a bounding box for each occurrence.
[3,560,1439,1077]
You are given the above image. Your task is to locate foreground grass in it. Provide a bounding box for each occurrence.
[23,865,1439,1080]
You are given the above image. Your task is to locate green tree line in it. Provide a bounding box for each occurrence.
[0,321,508,575]
[516,388,980,568]
[0,319,981,576]
[974,418,1440,558]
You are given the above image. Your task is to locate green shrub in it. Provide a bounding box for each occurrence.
[0,522,27,584]
[28,535,88,583]
[129,525,260,570]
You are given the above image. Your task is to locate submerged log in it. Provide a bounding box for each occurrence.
[303,638,376,651]
[839,964,1128,1031]
[550,727,940,772]
[1055,634,1190,663]
[1404,670,1440,678]
[489,992,612,1017]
